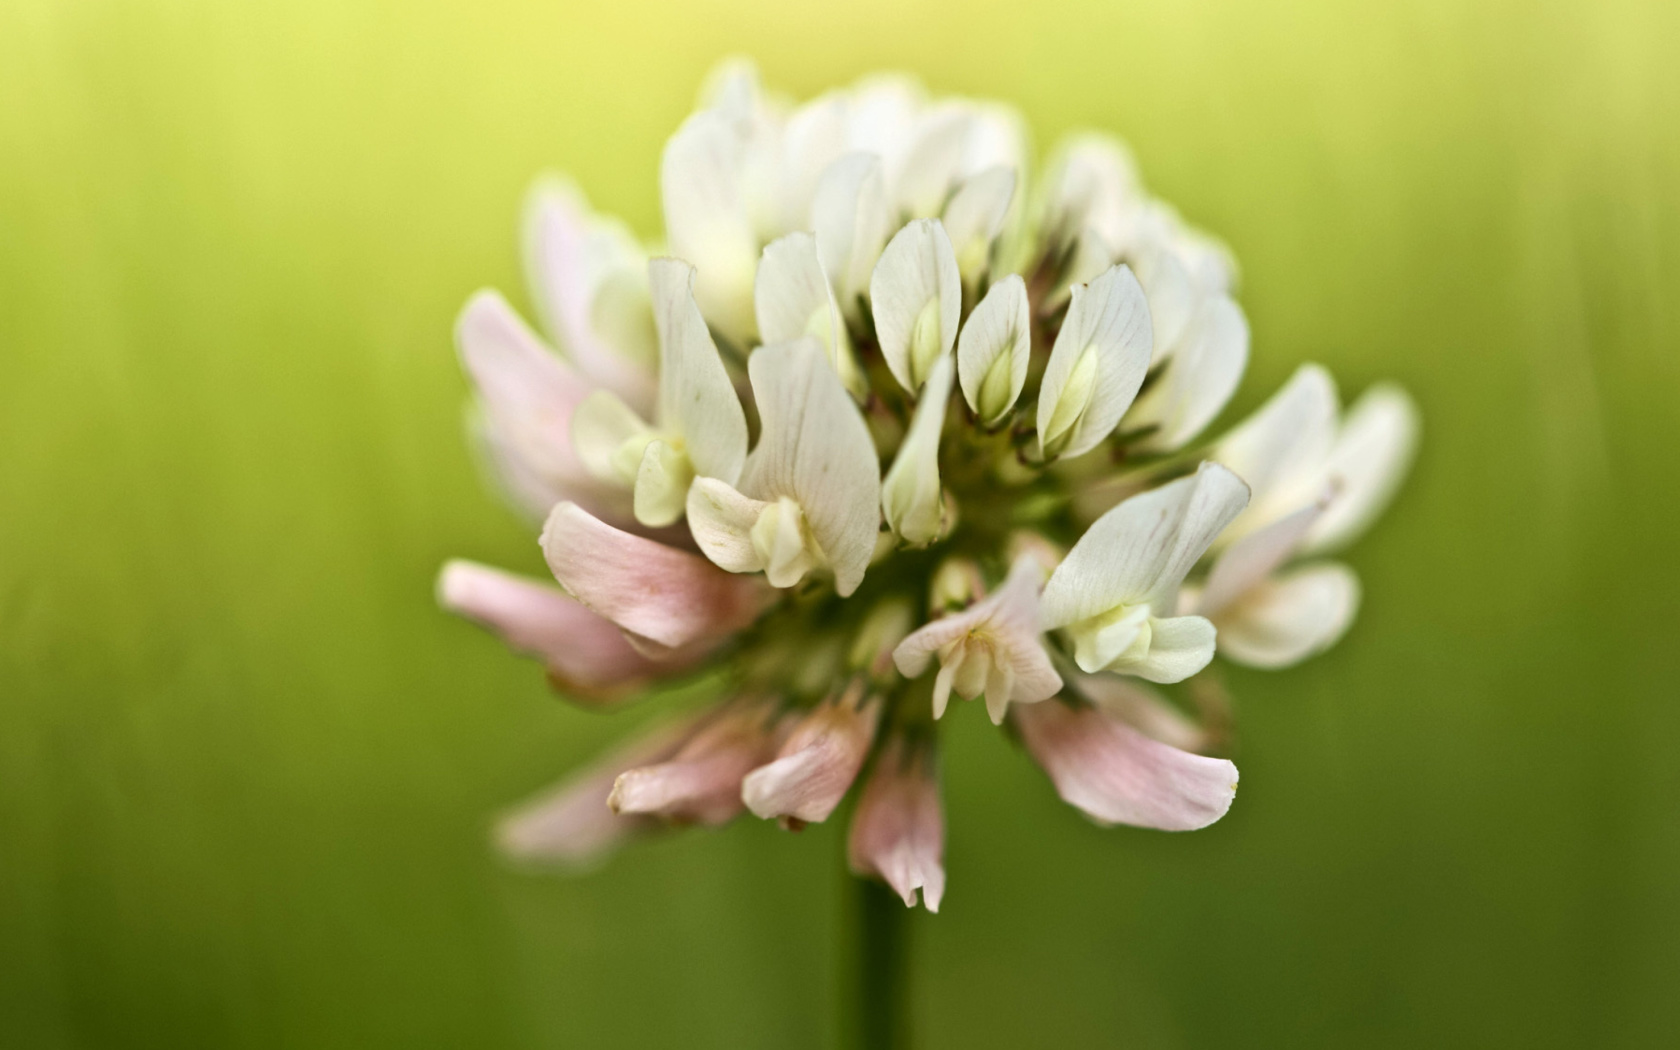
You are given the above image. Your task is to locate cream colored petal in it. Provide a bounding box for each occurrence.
[740,339,882,596]
[1116,614,1218,684]
[632,438,694,528]
[661,110,758,341]
[1036,264,1153,460]
[1127,295,1250,453]
[686,476,771,575]
[647,257,747,484]
[893,103,974,218]
[941,165,1016,283]
[956,275,1031,426]
[1216,562,1361,668]
[1195,498,1326,617]
[870,219,962,392]
[1305,384,1421,554]
[1041,462,1251,631]
[754,233,862,397]
[569,389,650,485]
[881,354,954,545]
[1132,248,1196,365]
[810,152,891,319]
[1214,363,1339,541]
[1038,133,1143,252]
[778,92,850,232]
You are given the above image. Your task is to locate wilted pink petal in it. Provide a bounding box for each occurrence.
[609,701,781,825]
[494,715,698,868]
[436,560,670,699]
[540,502,774,652]
[742,685,880,826]
[1014,699,1238,831]
[848,736,945,912]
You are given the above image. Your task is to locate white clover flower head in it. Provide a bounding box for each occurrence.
[439,61,1419,907]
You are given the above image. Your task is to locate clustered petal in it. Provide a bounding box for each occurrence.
[438,61,1419,910]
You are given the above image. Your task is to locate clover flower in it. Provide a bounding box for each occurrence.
[438,60,1418,910]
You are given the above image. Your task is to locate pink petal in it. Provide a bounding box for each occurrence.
[494,715,697,867]
[1014,700,1238,831]
[1070,671,1208,753]
[742,687,880,826]
[436,560,666,698]
[608,701,781,826]
[540,502,774,652]
[847,736,946,912]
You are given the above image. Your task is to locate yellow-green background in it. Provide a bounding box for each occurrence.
[3,0,1677,1045]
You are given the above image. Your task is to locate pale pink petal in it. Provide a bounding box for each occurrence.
[847,737,945,912]
[435,560,664,697]
[609,701,780,825]
[1014,700,1238,831]
[742,687,880,825]
[540,502,774,651]
[1071,672,1208,753]
[494,716,696,868]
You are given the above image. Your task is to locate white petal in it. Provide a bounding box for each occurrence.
[811,152,891,319]
[870,219,962,392]
[1041,462,1251,630]
[893,103,974,218]
[1120,614,1217,684]
[846,74,923,167]
[1214,363,1339,541]
[648,257,748,484]
[1127,295,1250,453]
[956,275,1031,425]
[941,166,1016,283]
[740,339,882,596]
[882,354,954,545]
[778,92,850,232]
[521,178,657,415]
[661,110,758,341]
[632,438,693,528]
[1216,563,1361,668]
[570,389,650,485]
[1195,498,1326,617]
[686,476,770,574]
[1036,264,1153,460]
[1305,384,1421,553]
[1038,133,1143,252]
[1132,248,1196,364]
[754,233,862,397]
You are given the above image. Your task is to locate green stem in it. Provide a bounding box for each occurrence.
[847,876,912,1050]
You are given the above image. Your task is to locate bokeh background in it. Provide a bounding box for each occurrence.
[3,0,1678,1046]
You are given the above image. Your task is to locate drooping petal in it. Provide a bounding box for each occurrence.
[738,339,882,596]
[754,233,863,397]
[1214,562,1361,669]
[1305,384,1421,554]
[436,560,662,695]
[956,274,1031,426]
[870,219,962,392]
[1036,264,1153,460]
[1126,295,1250,453]
[494,715,697,867]
[661,110,758,341]
[1041,462,1251,631]
[1195,498,1327,618]
[881,354,954,545]
[811,152,891,321]
[522,178,657,415]
[1071,672,1208,753]
[540,502,772,651]
[609,701,780,826]
[1214,363,1339,542]
[649,258,749,484]
[941,165,1016,284]
[1014,700,1238,831]
[848,737,945,912]
[742,687,880,825]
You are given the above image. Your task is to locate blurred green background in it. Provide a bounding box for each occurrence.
[3,0,1678,1045]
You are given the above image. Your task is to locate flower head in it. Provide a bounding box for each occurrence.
[438,60,1419,909]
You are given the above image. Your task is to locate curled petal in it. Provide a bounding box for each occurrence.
[739,339,882,596]
[541,502,772,651]
[661,110,758,341]
[1126,295,1249,453]
[1212,562,1361,669]
[742,688,880,825]
[1037,265,1153,460]
[882,354,954,545]
[848,737,945,912]
[522,179,657,415]
[870,219,962,393]
[1041,462,1251,630]
[609,701,781,825]
[1014,700,1238,831]
[956,275,1031,426]
[811,152,891,321]
[1305,384,1421,554]
[436,560,664,696]
[494,715,697,867]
